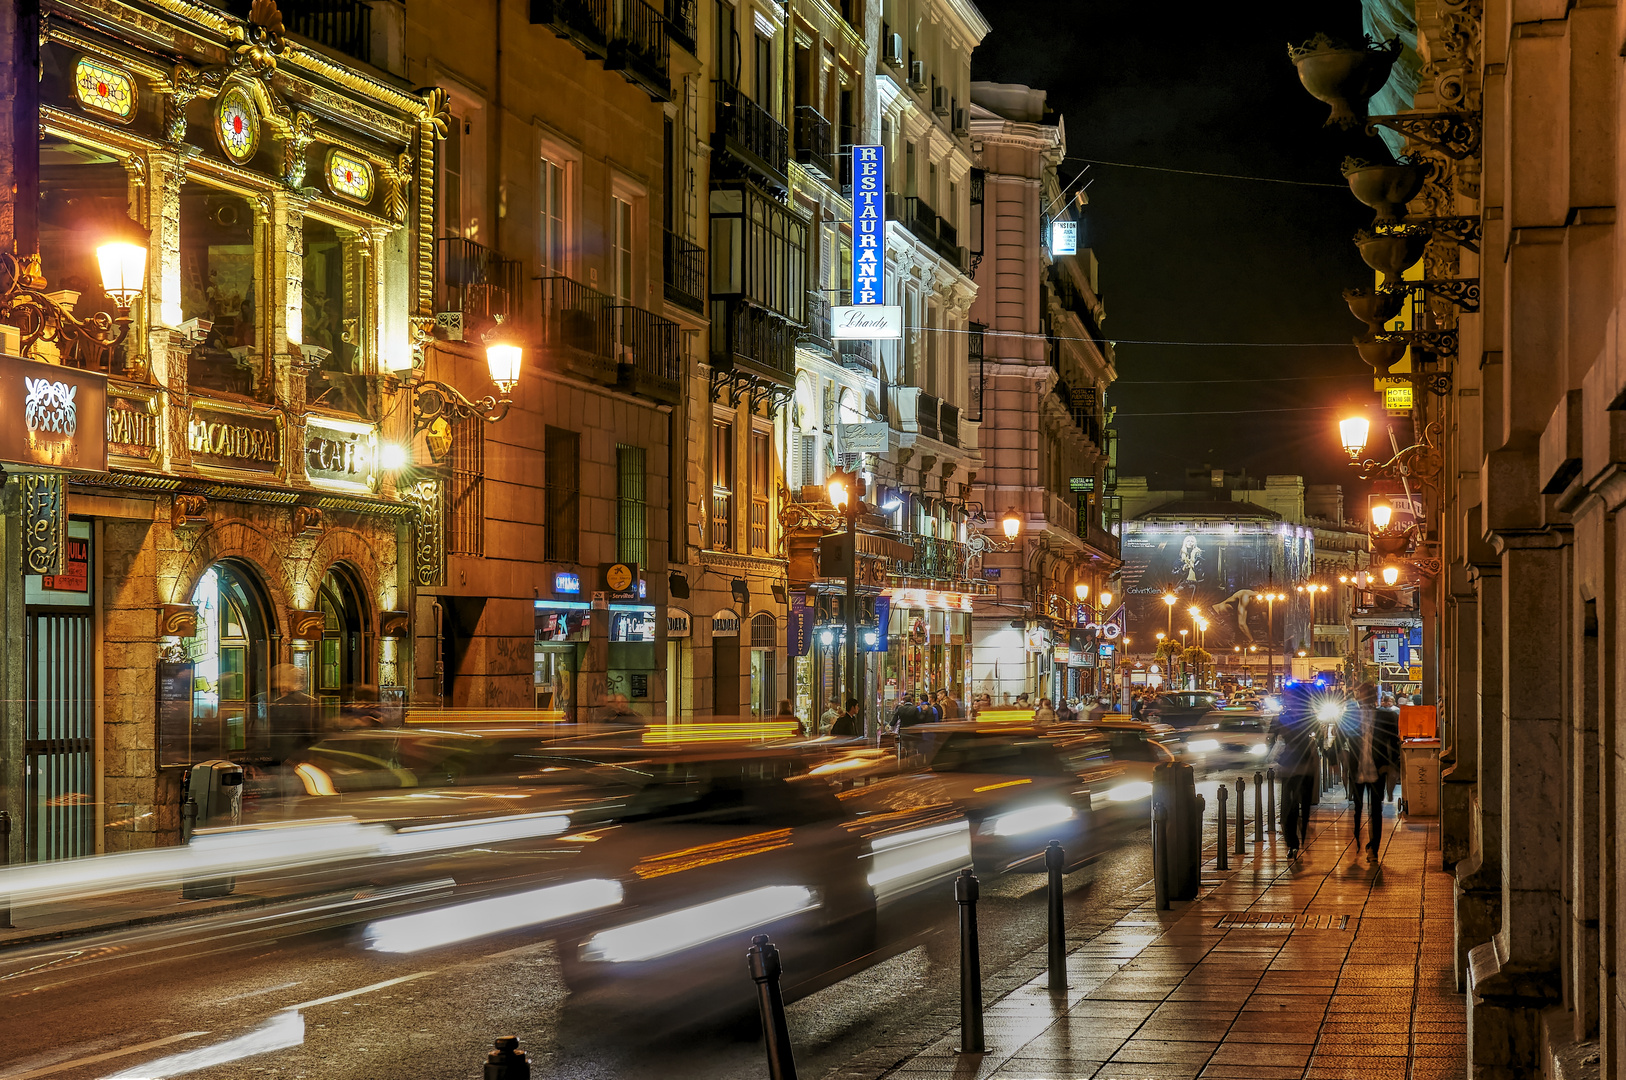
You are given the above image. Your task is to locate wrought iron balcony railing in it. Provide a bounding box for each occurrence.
[837,338,875,373]
[714,82,789,192]
[439,236,523,327]
[710,296,796,383]
[281,0,371,61]
[606,0,671,100]
[663,229,705,313]
[610,303,681,404]
[895,533,971,584]
[531,0,612,55]
[665,0,696,53]
[794,105,834,179]
[538,274,615,384]
[888,193,965,270]
[798,291,831,353]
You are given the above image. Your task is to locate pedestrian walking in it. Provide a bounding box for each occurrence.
[892,692,923,730]
[1340,683,1400,862]
[937,690,961,720]
[1034,697,1057,724]
[829,698,861,737]
[1270,682,1320,861]
[1055,698,1077,723]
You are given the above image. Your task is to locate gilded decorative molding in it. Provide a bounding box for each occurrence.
[380,151,413,224]
[21,474,68,576]
[405,477,446,586]
[281,108,316,187]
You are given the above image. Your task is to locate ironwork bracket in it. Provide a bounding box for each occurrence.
[1377,215,1482,252]
[1372,327,1458,360]
[1381,277,1480,312]
[409,379,512,433]
[1367,111,1482,160]
[0,252,133,361]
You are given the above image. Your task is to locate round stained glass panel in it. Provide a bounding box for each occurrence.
[215,87,260,163]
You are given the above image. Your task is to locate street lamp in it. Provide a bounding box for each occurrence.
[827,468,864,713]
[1074,582,1088,602]
[1370,498,1393,530]
[1002,507,1022,541]
[1382,564,1401,586]
[1162,593,1176,638]
[1099,591,1112,609]
[1,222,151,358]
[1339,414,1371,459]
[408,319,524,432]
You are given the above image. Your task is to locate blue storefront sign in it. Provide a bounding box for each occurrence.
[852,145,884,305]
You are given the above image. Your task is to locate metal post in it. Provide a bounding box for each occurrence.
[1234,777,1245,857]
[1253,772,1264,843]
[1045,840,1066,993]
[748,934,799,1080]
[844,496,858,713]
[484,1037,530,1080]
[0,810,11,929]
[1267,767,1277,834]
[1216,785,1229,871]
[955,868,985,1053]
[1152,804,1170,910]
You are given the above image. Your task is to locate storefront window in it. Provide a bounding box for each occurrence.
[184,563,270,760]
[37,136,131,372]
[180,181,261,397]
[302,217,368,416]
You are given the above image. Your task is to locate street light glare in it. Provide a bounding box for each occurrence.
[1370,499,1393,530]
[828,476,850,509]
[1074,582,1088,601]
[1339,415,1370,458]
[1099,591,1112,608]
[1001,507,1021,540]
[1382,564,1401,586]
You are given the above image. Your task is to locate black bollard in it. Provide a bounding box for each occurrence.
[1152,804,1170,910]
[1045,841,1066,993]
[1216,785,1229,871]
[1234,778,1246,857]
[1267,768,1277,835]
[955,868,985,1053]
[1253,772,1264,843]
[0,810,10,929]
[748,935,799,1080]
[484,1037,530,1080]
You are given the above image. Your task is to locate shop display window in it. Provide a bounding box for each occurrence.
[37,136,131,372]
[179,182,262,397]
[302,216,369,416]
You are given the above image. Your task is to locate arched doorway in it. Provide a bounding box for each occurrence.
[315,566,366,720]
[186,561,272,760]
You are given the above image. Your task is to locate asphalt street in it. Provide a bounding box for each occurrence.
[0,829,1152,1080]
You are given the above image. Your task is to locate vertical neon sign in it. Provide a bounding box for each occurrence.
[852,145,884,305]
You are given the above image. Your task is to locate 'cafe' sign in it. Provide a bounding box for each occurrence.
[305,418,378,491]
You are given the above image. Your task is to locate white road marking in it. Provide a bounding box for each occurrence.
[213,981,302,1005]
[282,971,434,1011]
[0,1032,209,1080]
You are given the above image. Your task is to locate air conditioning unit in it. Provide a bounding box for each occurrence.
[884,33,903,67]
[953,107,968,136]
[932,86,950,115]
[908,60,927,90]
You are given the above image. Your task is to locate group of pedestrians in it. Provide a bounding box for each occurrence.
[889,689,961,729]
[1270,680,1402,864]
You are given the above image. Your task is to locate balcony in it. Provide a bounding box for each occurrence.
[665,0,696,53]
[714,83,790,193]
[895,533,972,584]
[663,229,705,313]
[280,0,370,61]
[530,0,612,56]
[917,391,940,441]
[538,275,615,384]
[605,0,671,100]
[1050,265,1107,350]
[794,106,835,179]
[940,402,960,447]
[610,304,682,404]
[711,297,796,384]
[887,193,967,271]
[438,237,522,330]
[799,291,832,354]
[837,338,875,373]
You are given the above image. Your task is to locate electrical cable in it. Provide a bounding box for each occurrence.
[1063,156,1347,189]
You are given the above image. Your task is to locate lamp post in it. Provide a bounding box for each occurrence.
[829,469,863,711]
[0,223,151,361]
[1162,593,1176,638]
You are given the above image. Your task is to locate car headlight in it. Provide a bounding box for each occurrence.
[1249,743,1269,756]
[984,802,1075,837]
[1187,739,1219,753]
[1104,781,1154,803]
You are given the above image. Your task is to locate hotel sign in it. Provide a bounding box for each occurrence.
[852,145,884,304]
[188,404,282,474]
[0,352,108,471]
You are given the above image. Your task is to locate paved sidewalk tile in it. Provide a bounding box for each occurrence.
[849,795,1467,1080]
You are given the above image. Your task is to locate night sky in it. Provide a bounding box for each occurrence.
[972,1,1385,497]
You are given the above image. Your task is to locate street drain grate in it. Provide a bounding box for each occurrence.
[1215,912,1350,930]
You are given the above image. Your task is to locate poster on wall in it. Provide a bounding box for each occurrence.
[1121,521,1313,652]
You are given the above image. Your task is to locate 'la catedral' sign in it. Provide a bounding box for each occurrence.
[0,352,108,472]
[188,404,283,474]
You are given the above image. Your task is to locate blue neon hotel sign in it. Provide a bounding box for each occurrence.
[852,145,884,305]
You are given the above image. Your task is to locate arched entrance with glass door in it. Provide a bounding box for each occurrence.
[185,561,273,761]
[315,566,367,719]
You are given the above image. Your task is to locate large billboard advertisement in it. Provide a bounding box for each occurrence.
[1121,521,1314,653]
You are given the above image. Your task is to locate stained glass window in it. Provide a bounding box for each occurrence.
[73,58,135,120]
[326,150,373,202]
[215,87,260,163]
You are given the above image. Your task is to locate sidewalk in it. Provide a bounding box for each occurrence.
[842,793,1464,1080]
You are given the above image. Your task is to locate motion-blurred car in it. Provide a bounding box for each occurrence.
[1176,712,1274,773]
[1143,690,1220,728]
[551,745,970,1031]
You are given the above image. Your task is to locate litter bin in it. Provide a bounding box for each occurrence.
[1399,738,1440,817]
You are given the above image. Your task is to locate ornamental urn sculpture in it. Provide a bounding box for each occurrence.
[1288,34,1403,129]
[1342,156,1429,221]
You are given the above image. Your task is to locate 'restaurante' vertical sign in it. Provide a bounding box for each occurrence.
[852,145,884,305]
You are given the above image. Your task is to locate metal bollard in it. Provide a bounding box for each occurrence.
[1152,804,1170,910]
[1216,785,1229,871]
[0,810,11,929]
[955,868,985,1053]
[1234,778,1246,856]
[1267,768,1277,835]
[1045,840,1066,994]
[1253,772,1264,843]
[748,935,799,1080]
[483,1037,530,1080]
